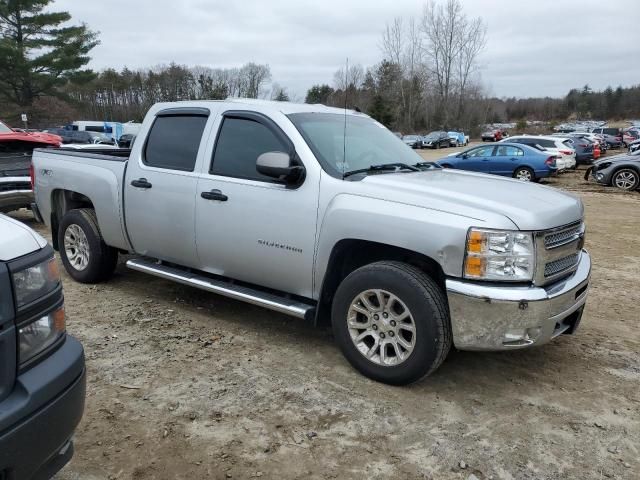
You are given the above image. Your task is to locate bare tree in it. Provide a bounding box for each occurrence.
[420,0,486,126]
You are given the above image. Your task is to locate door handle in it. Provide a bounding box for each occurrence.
[201,189,228,201]
[131,178,152,189]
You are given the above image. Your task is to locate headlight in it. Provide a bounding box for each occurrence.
[12,257,60,307]
[464,228,535,281]
[19,306,66,366]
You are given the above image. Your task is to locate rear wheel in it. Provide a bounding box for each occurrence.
[331,261,452,385]
[513,167,535,182]
[58,208,118,283]
[612,168,639,191]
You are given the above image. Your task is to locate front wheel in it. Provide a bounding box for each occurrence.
[513,167,535,182]
[331,261,452,385]
[612,168,639,191]
[58,208,118,283]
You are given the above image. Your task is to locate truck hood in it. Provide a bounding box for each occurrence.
[0,130,61,147]
[361,169,583,230]
[0,214,48,261]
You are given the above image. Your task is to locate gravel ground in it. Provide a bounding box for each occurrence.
[10,150,639,480]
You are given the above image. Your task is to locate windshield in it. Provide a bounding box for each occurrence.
[288,113,424,177]
[0,121,12,134]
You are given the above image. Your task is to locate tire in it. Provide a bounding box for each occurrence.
[513,166,535,182]
[441,163,452,168]
[331,261,452,385]
[58,208,118,283]
[611,168,639,191]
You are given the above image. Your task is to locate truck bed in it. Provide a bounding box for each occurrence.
[32,148,132,251]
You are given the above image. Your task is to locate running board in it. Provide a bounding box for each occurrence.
[126,258,315,320]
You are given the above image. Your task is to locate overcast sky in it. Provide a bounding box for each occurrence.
[52,0,638,100]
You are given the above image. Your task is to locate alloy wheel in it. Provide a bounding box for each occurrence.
[64,224,90,271]
[347,289,416,366]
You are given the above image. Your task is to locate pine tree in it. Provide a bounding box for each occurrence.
[0,0,99,108]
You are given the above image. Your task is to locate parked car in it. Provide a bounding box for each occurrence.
[504,135,576,171]
[1,121,61,213]
[565,137,595,165]
[87,131,117,145]
[585,149,640,191]
[447,131,468,147]
[436,142,557,182]
[402,134,421,149]
[32,99,591,385]
[43,128,94,145]
[0,121,61,149]
[628,139,640,153]
[592,127,622,139]
[622,129,639,146]
[421,131,450,149]
[481,129,503,142]
[0,214,86,479]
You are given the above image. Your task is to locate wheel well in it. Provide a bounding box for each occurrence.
[50,189,95,250]
[315,239,446,326]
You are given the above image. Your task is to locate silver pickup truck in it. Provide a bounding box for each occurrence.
[32,99,591,385]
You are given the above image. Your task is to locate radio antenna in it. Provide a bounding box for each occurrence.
[342,57,348,180]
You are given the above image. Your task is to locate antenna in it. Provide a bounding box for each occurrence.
[342,58,348,180]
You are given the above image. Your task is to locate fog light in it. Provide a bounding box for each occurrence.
[596,173,604,181]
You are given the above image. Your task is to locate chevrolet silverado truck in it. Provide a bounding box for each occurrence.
[0,214,86,479]
[32,99,591,385]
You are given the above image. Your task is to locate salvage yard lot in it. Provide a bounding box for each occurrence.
[13,163,638,480]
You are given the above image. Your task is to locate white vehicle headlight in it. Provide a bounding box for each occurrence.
[464,228,535,281]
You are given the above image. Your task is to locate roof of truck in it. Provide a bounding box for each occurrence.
[157,98,367,117]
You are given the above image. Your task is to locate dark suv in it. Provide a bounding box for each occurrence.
[0,214,85,480]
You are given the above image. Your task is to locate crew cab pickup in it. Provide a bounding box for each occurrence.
[0,214,86,479]
[32,99,591,385]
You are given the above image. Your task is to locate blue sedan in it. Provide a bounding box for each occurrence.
[435,143,558,182]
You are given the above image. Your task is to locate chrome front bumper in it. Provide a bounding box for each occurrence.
[0,176,33,213]
[446,250,591,351]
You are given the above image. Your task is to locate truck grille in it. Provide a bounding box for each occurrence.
[0,181,30,192]
[534,221,584,285]
[544,223,583,249]
[544,253,580,277]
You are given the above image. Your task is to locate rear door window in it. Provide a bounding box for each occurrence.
[144,115,208,171]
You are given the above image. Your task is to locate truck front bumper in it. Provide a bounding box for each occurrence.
[0,176,33,213]
[446,250,591,351]
[0,336,86,480]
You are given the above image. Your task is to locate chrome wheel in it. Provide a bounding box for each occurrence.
[347,289,416,366]
[515,168,533,181]
[613,170,638,190]
[64,224,90,271]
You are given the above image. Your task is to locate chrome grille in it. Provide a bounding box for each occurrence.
[544,223,583,249]
[544,253,579,277]
[534,221,584,285]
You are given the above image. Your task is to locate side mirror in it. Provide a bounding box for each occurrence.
[256,151,305,185]
[461,153,469,159]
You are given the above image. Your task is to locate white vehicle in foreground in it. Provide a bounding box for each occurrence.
[503,135,576,171]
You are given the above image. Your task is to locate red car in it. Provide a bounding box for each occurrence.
[481,129,503,142]
[1,120,61,213]
[0,120,61,149]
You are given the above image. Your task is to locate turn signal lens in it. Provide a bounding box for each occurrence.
[464,256,485,277]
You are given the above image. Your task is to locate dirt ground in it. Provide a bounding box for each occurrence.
[10,146,639,480]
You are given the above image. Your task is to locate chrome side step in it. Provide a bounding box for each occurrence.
[126,258,315,320]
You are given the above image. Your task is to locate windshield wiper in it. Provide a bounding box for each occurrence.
[343,162,420,178]
[413,161,440,169]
